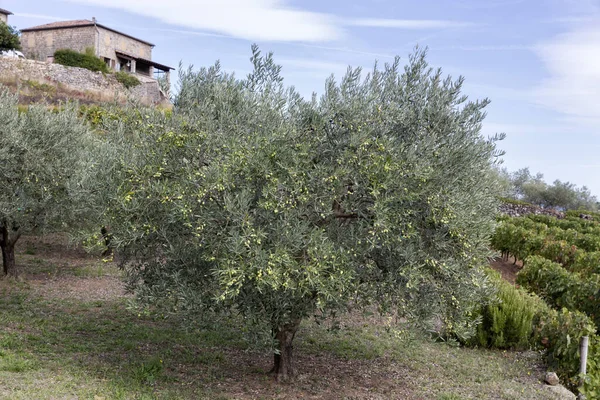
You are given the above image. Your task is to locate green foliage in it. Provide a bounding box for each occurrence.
[491,221,545,263]
[114,71,141,89]
[471,272,544,349]
[533,307,596,390]
[492,215,600,266]
[0,22,20,52]
[572,251,600,275]
[54,48,109,73]
[538,240,578,268]
[78,104,129,128]
[566,209,600,220]
[91,46,503,361]
[0,90,95,274]
[518,256,600,328]
[582,336,600,398]
[498,167,598,211]
[493,214,600,393]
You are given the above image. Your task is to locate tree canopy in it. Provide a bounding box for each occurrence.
[0,22,20,52]
[498,167,598,211]
[0,93,94,275]
[92,46,503,381]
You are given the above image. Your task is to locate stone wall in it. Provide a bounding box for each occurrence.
[21,26,97,61]
[0,58,170,107]
[499,202,565,219]
[97,27,152,61]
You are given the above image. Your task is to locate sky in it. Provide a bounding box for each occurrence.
[4,0,600,196]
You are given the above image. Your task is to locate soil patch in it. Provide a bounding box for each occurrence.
[490,256,522,284]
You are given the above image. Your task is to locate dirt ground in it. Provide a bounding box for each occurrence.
[489,256,523,284]
[0,235,565,400]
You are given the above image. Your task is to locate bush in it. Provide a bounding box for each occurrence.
[54,48,109,73]
[114,71,141,89]
[470,269,598,391]
[517,256,580,310]
[538,240,578,268]
[470,272,544,349]
[533,307,597,390]
[572,251,600,275]
[518,255,600,328]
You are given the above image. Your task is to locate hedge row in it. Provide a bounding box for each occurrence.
[492,219,600,270]
[517,256,600,326]
[54,48,109,73]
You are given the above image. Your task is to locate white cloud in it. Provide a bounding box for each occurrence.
[347,18,473,29]
[13,13,64,21]
[66,0,342,42]
[533,25,600,124]
[66,0,475,42]
[434,44,532,51]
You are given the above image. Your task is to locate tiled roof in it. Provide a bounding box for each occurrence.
[21,20,93,31]
[21,19,155,47]
[0,8,13,15]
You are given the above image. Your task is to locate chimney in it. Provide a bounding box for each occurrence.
[92,17,96,23]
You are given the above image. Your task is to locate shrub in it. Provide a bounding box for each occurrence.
[533,307,597,390]
[471,272,544,349]
[518,255,600,329]
[538,240,578,268]
[469,269,598,391]
[54,48,109,73]
[572,251,600,275]
[114,71,141,89]
[0,22,20,52]
[517,256,579,310]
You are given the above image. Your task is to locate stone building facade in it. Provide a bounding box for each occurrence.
[20,19,172,82]
[0,8,12,24]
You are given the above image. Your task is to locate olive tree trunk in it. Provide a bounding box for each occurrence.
[0,224,20,276]
[271,319,301,382]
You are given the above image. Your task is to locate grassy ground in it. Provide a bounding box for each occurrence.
[0,235,564,399]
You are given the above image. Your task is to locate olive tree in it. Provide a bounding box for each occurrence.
[97,47,502,381]
[0,91,94,276]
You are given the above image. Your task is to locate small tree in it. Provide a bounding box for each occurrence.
[0,91,94,276]
[0,22,20,52]
[96,46,502,381]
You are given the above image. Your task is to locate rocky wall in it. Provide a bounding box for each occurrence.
[499,202,565,219]
[0,57,170,107]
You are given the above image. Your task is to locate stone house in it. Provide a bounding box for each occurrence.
[20,18,173,83]
[0,8,12,24]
